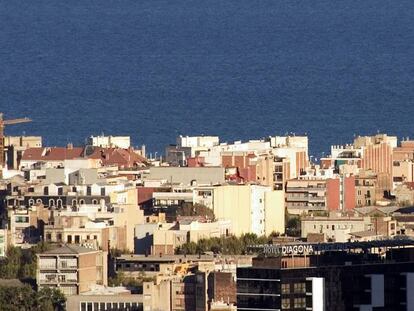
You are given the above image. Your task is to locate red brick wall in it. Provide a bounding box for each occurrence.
[222,155,233,167]
[136,187,156,205]
[344,176,356,210]
[326,178,340,211]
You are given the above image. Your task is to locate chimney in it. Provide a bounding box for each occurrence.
[67,143,73,149]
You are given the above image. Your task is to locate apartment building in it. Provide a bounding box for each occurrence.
[66,286,143,311]
[355,170,378,207]
[37,245,107,296]
[285,179,327,214]
[193,184,285,236]
[3,135,42,170]
[87,135,131,149]
[301,216,373,242]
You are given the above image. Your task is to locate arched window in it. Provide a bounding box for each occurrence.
[79,199,85,205]
[36,199,42,204]
[57,199,63,208]
[92,199,98,205]
[49,199,55,207]
[28,199,35,206]
[72,199,77,207]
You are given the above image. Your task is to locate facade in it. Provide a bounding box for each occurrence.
[145,167,225,186]
[37,245,108,296]
[237,245,414,311]
[301,216,372,242]
[326,175,356,211]
[150,220,232,255]
[255,155,291,191]
[66,290,143,311]
[355,170,378,207]
[285,179,327,214]
[87,135,131,149]
[194,184,285,236]
[3,136,42,170]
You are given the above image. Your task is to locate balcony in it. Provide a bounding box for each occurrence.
[39,264,57,270]
[308,196,325,202]
[40,274,78,284]
[286,196,309,202]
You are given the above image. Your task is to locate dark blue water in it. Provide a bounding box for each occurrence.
[1,1,414,157]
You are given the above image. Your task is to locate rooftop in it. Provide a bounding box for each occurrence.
[40,244,99,255]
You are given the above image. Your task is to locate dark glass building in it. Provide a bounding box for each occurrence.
[237,244,414,311]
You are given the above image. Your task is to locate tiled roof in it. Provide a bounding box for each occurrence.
[22,147,84,161]
[22,146,147,167]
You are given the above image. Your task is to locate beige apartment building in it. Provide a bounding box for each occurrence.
[301,216,373,242]
[256,154,290,191]
[37,245,107,296]
[43,188,143,252]
[3,135,42,169]
[193,184,285,236]
[285,179,327,214]
[44,214,127,251]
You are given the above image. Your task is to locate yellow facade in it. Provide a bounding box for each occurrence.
[212,184,285,236]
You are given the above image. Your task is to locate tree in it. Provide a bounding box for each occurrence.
[0,242,52,281]
[0,285,66,311]
[177,203,215,220]
[286,216,301,237]
[37,287,66,311]
[175,233,274,255]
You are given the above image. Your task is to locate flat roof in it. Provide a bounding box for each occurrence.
[40,244,99,255]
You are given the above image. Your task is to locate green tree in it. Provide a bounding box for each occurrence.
[286,216,301,237]
[37,287,66,311]
[177,203,215,220]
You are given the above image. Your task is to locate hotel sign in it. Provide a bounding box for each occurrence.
[253,242,357,256]
[250,239,414,257]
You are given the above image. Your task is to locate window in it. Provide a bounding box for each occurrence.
[281,283,290,294]
[79,199,85,205]
[75,235,80,244]
[67,235,72,243]
[57,199,63,208]
[281,298,291,309]
[49,199,55,207]
[294,283,306,294]
[46,233,52,241]
[57,233,62,242]
[58,275,66,282]
[15,216,29,223]
[28,199,35,206]
[92,199,98,205]
[294,297,306,308]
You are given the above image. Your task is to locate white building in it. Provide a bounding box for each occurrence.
[87,135,131,149]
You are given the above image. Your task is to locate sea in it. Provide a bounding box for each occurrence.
[1,0,414,158]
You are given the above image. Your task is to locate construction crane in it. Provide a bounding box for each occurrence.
[0,112,32,169]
